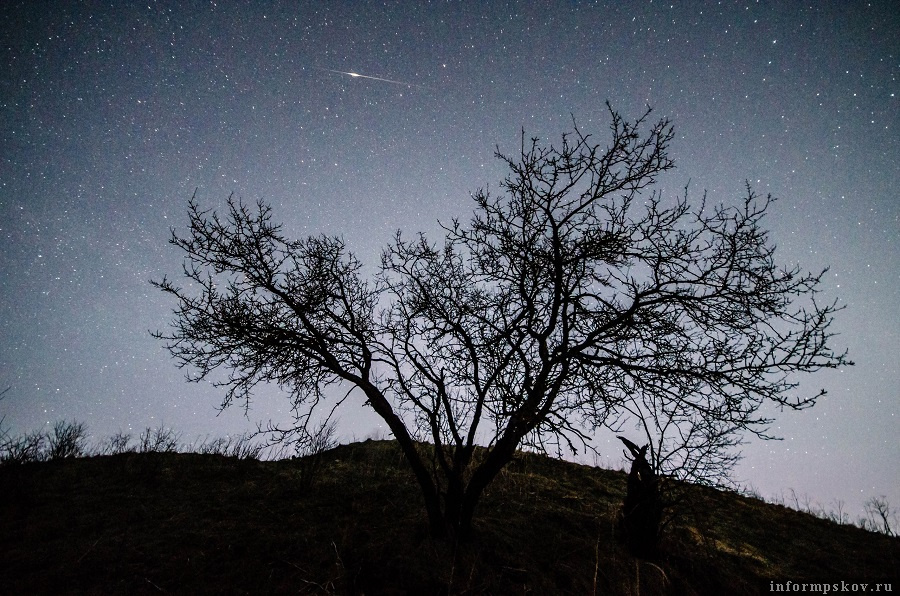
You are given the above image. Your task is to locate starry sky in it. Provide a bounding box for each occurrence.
[1,1,897,518]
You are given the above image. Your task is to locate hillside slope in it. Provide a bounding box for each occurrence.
[1,440,897,594]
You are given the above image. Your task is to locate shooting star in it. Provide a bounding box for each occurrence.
[314,67,429,90]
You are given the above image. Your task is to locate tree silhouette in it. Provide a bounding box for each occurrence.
[152,105,850,539]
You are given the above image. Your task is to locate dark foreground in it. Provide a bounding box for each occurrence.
[1,440,897,594]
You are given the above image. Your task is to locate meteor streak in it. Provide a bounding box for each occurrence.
[314,67,427,89]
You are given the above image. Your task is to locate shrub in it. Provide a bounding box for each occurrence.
[859,496,896,536]
[0,430,47,464]
[138,426,180,453]
[196,433,266,459]
[293,419,339,490]
[96,431,135,455]
[47,420,88,460]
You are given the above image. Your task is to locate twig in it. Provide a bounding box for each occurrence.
[77,538,101,563]
[144,577,165,592]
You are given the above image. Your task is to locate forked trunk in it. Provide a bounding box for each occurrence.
[449,433,522,540]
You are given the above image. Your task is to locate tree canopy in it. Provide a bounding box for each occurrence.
[153,105,850,538]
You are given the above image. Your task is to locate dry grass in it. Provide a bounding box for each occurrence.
[1,440,897,594]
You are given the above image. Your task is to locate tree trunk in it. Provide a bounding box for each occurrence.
[359,383,447,537]
[452,433,522,540]
[359,382,524,541]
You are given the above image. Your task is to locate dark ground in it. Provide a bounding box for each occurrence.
[1,440,897,594]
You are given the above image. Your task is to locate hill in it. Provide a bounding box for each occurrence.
[1,440,897,594]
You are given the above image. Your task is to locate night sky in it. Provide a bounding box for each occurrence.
[1,2,897,518]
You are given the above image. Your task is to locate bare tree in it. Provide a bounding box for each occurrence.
[152,105,850,539]
[861,496,896,536]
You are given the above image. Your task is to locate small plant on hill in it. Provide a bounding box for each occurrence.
[260,418,339,489]
[0,429,46,464]
[138,425,180,453]
[46,420,88,460]
[196,433,267,459]
[861,496,896,537]
[95,431,135,455]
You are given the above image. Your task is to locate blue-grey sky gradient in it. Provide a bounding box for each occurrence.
[1,1,897,517]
